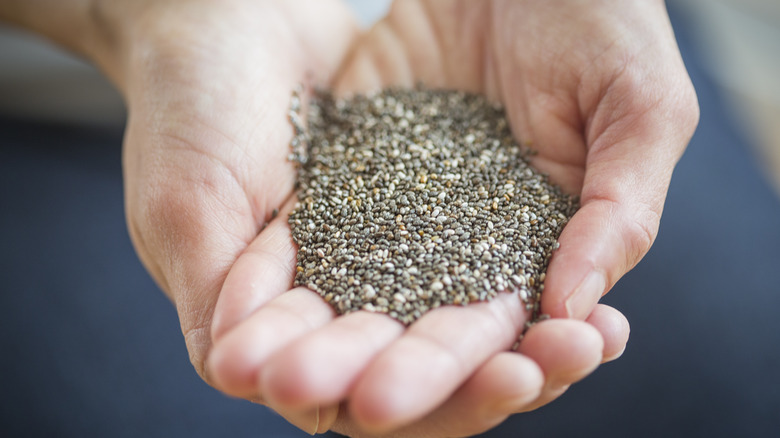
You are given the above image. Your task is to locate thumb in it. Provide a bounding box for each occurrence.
[543,63,699,319]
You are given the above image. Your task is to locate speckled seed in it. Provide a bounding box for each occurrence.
[288,87,577,325]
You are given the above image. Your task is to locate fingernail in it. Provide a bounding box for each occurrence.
[564,271,605,319]
[272,405,320,435]
[315,404,340,434]
[271,403,339,435]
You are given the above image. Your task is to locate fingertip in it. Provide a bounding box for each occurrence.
[347,390,400,436]
[346,351,427,435]
[261,339,337,411]
[265,311,407,414]
[483,353,545,416]
[346,344,436,435]
[271,403,339,436]
[207,336,260,399]
[209,288,336,401]
[512,320,604,413]
[384,352,544,437]
[586,304,630,362]
[518,319,603,387]
[260,351,308,410]
[333,44,384,97]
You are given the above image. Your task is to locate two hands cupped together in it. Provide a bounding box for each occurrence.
[92,0,699,436]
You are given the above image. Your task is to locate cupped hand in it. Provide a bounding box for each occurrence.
[205,0,689,436]
[108,0,697,437]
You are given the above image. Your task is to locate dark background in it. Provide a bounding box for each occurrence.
[2,6,779,438]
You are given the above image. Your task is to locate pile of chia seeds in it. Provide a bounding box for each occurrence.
[288,87,578,325]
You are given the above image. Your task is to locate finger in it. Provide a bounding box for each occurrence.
[210,197,297,341]
[333,36,386,95]
[334,0,494,99]
[372,352,544,438]
[519,319,603,389]
[347,292,525,434]
[586,303,630,363]
[540,123,696,319]
[333,0,426,97]
[261,311,405,410]
[540,195,647,320]
[336,318,604,437]
[266,300,615,437]
[206,287,334,399]
[515,318,603,413]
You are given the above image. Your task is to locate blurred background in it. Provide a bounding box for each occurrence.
[1,1,779,437]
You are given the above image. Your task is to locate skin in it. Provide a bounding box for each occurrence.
[0,0,697,437]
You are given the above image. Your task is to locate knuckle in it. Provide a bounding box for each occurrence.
[621,203,660,270]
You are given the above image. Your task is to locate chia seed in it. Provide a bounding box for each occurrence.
[288,87,578,325]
